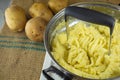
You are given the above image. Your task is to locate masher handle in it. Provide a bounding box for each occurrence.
[65,6,115,35]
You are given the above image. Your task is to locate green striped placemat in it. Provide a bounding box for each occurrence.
[0,35,45,52]
[0,18,46,80]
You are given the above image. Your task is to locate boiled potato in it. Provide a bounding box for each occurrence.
[29,2,53,22]
[48,0,68,13]
[5,5,27,32]
[25,17,47,42]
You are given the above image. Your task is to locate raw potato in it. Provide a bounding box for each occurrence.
[5,5,27,32]
[25,17,47,42]
[29,3,53,22]
[48,0,68,13]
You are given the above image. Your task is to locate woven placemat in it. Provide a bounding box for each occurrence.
[0,0,120,80]
[0,0,45,80]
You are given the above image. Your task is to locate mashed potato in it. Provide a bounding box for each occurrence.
[51,21,120,79]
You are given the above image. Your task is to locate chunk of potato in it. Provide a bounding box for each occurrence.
[25,17,47,42]
[29,2,53,22]
[48,0,68,13]
[5,5,27,32]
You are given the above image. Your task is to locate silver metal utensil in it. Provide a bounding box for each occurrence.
[65,6,115,54]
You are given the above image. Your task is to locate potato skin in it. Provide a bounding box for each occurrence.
[29,3,53,22]
[48,0,68,13]
[25,17,47,42]
[5,5,27,32]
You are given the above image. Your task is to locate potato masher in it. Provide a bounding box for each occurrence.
[65,6,115,54]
